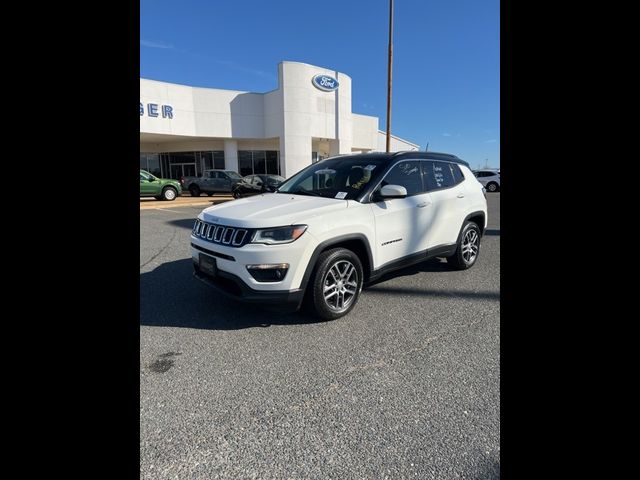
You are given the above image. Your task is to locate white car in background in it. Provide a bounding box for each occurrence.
[472,169,500,192]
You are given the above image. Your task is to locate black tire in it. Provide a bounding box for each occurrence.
[189,185,201,197]
[306,248,364,321]
[448,221,482,270]
[161,186,178,201]
[233,190,241,199]
[486,182,499,192]
[206,193,214,197]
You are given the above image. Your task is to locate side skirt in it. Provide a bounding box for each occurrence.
[368,243,457,282]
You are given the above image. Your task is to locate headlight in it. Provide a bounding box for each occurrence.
[251,225,307,245]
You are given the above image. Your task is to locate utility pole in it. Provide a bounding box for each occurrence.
[425,142,429,152]
[385,0,394,152]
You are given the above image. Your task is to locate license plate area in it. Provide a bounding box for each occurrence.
[199,253,217,276]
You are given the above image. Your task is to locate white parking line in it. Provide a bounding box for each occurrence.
[152,208,184,213]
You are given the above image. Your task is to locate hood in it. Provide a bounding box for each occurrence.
[200,193,348,228]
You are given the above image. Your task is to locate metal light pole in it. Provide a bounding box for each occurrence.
[385,0,394,152]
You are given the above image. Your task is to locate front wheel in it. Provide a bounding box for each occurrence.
[448,221,481,270]
[486,182,499,192]
[307,248,363,321]
[162,187,178,201]
[232,190,241,199]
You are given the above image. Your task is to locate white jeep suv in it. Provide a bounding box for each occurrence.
[191,152,487,320]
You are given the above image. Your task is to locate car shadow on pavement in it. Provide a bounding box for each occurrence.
[484,228,500,236]
[140,258,319,330]
[166,218,198,230]
[365,258,499,301]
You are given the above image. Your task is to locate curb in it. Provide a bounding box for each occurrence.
[140,197,233,210]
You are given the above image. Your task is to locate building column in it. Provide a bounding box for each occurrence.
[224,140,238,173]
[329,139,352,156]
[279,135,311,178]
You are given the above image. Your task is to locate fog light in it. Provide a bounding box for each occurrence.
[246,263,289,282]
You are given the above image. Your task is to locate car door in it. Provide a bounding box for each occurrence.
[215,172,232,192]
[202,171,217,193]
[140,171,156,196]
[369,160,433,267]
[422,161,468,248]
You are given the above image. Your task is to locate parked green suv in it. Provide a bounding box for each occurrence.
[140,169,182,201]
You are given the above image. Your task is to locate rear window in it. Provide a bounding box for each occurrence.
[423,161,455,190]
[450,164,465,184]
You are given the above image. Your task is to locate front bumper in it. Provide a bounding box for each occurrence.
[190,230,317,311]
[193,264,305,312]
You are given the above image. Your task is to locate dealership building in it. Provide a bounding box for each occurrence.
[140,61,419,180]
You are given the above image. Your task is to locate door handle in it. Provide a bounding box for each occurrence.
[417,201,431,208]
[457,193,465,198]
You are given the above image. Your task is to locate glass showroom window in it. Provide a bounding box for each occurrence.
[238,151,253,176]
[140,153,161,177]
[238,151,281,176]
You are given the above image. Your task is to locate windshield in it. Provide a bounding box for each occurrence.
[227,171,242,179]
[277,157,386,200]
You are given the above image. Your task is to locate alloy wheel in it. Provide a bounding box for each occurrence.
[323,260,358,313]
[461,229,479,264]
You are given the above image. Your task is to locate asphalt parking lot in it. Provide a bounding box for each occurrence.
[140,193,500,479]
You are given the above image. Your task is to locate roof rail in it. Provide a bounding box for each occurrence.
[392,150,469,167]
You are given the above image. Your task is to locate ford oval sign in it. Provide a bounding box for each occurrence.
[312,74,339,92]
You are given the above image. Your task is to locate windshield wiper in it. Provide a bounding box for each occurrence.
[288,189,322,197]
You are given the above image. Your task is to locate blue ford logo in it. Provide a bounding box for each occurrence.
[312,74,339,92]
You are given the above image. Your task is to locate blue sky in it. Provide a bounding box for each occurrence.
[141,0,500,168]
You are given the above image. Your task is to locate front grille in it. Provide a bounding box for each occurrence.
[192,219,252,248]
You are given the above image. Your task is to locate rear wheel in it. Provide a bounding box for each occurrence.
[189,185,201,197]
[486,182,499,192]
[233,190,241,199]
[162,187,178,201]
[448,221,481,270]
[307,248,363,321]
[206,193,213,197]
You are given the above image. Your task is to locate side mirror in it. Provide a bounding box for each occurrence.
[377,184,407,199]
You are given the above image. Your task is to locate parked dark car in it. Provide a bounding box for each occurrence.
[181,169,243,196]
[232,174,286,199]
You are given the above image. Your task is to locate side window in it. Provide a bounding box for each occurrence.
[140,173,146,181]
[380,161,423,196]
[208,171,217,179]
[450,164,465,185]
[423,161,455,190]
